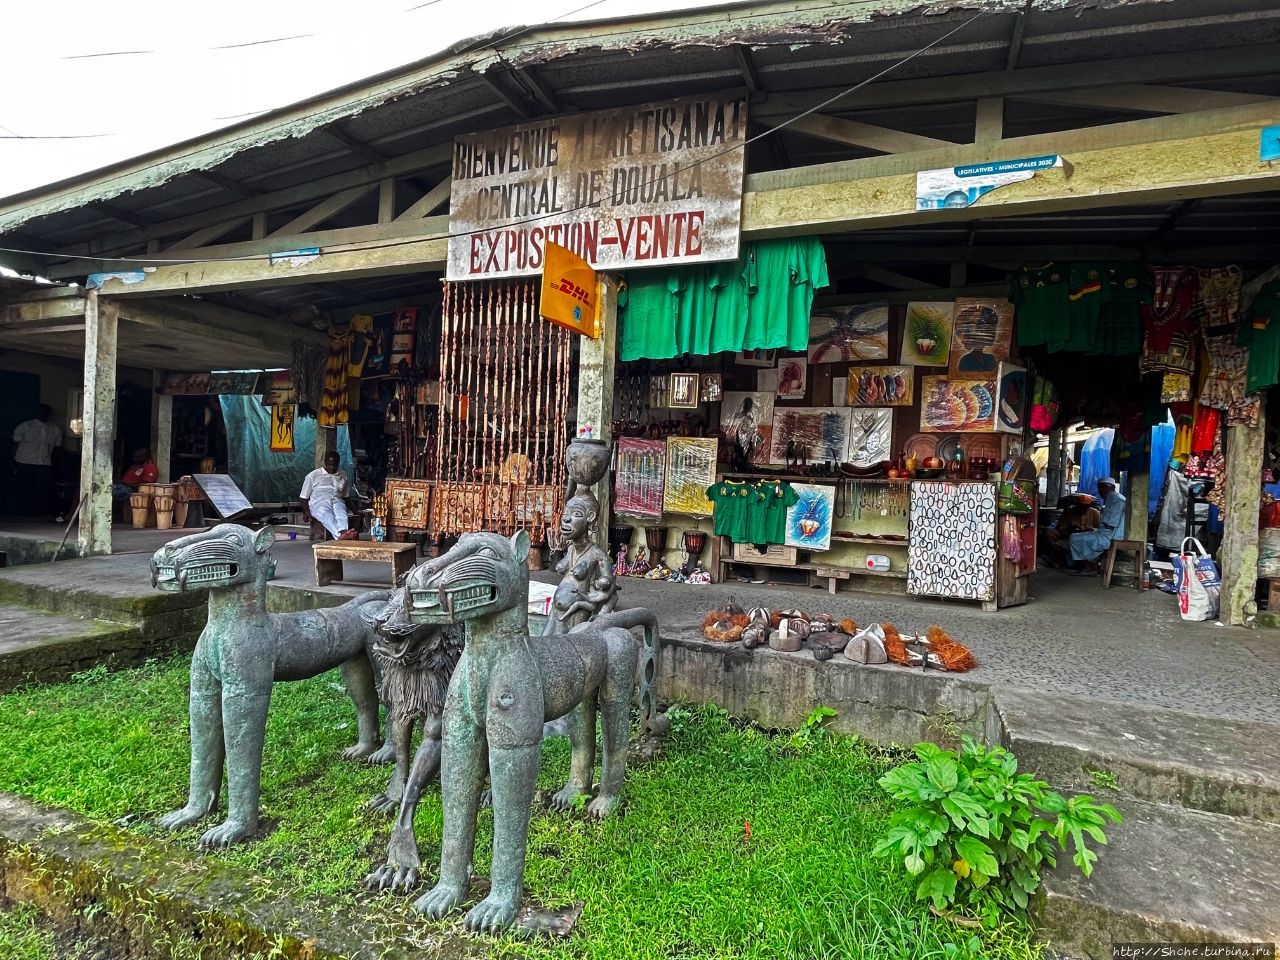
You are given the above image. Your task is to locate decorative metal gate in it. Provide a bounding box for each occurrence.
[430,278,572,536]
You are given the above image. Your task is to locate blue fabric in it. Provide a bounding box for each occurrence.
[1077,428,1114,501]
[220,396,353,503]
[1149,418,1175,516]
[1070,491,1126,561]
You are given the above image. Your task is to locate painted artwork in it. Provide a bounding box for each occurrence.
[757,367,779,394]
[786,483,836,551]
[901,301,954,367]
[846,408,894,468]
[736,348,777,367]
[161,372,211,396]
[847,365,914,406]
[949,298,1014,378]
[431,482,485,533]
[668,372,700,409]
[920,376,998,433]
[614,438,666,519]
[362,311,397,378]
[699,373,723,403]
[389,306,418,375]
[995,362,1029,435]
[908,480,997,601]
[769,407,851,465]
[776,356,808,400]
[663,437,717,517]
[514,485,560,525]
[207,372,261,395]
[387,478,432,529]
[269,404,295,453]
[258,371,297,407]
[720,391,774,466]
[807,304,889,364]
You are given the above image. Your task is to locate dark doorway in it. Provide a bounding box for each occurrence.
[0,372,41,517]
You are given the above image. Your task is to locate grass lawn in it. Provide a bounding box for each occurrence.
[0,657,1043,960]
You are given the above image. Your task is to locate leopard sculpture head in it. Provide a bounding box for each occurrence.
[151,524,276,592]
[404,530,529,626]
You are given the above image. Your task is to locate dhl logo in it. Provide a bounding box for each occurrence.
[556,277,591,305]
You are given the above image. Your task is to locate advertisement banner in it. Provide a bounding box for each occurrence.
[915,155,1066,211]
[447,93,747,280]
[539,242,598,337]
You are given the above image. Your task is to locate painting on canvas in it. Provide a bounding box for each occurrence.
[807,304,889,363]
[785,483,836,551]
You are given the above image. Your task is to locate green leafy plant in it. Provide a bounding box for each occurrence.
[873,737,1122,925]
[787,705,837,751]
[1088,768,1120,792]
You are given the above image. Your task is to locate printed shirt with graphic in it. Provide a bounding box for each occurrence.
[1010,263,1070,348]
[1063,263,1111,352]
[1092,263,1152,356]
[120,461,159,486]
[705,480,752,542]
[748,480,799,545]
[1242,279,1280,393]
[301,467,348,503]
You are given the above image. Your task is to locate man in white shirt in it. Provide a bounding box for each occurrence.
[301,451,357,540]
[11,404,62,517]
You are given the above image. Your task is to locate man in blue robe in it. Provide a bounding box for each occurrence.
[1070,477,1126,575]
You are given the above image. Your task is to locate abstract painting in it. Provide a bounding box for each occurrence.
[949,297,1014,378]
[901,301,954,366]
[807,304,889,364]
[776,355,808,400]
[847,365,914,406]
[668,372,700,409]
[995,362,1029,435]
[720,391,775,466]
[663,437,717,517]
[908,480,997,601]
[769,407,851,465]
[846,408,894,467]
[614,438,666,519]
[920,376,998,433]
[161,372,211,396]
[786,483,836,551]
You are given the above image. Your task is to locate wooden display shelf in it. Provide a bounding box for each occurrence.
[831,533,908,545]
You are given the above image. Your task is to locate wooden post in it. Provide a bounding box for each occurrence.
[1127,471,1149,545]
[575,275,617,549]
[316,426,336,467]
[1220,415,1266,625]
[1046,426,1064,504]
[151,370,173,483]
[78,291,118,557]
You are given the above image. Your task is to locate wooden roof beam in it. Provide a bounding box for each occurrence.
[198,170,260,199]
[514,66,563,114]
[480,71,536,120]
[1013,84,1279,115]
[787,115,956,154]
[735,45,764,94]
[325,125,387,164]
[394,177,451,221]
[91,202,152,229]
[269,183,377,238]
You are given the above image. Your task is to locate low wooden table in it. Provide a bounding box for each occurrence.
[313,540,418,587]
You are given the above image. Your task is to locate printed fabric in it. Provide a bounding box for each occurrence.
[1140,266,1198,374]
[1194,266,1258,426]
[318,328,353,427]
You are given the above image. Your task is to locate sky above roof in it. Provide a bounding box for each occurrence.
[0,0,716,199]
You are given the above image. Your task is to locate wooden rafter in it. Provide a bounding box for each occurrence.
[268,184,377,238]
[1012,84,1278,115]
[394,178,451,221]
[787,115,956,154]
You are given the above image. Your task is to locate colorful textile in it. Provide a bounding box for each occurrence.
[1140,266,1198,374]
[1242,278,1280,394]
[318,328,353,427]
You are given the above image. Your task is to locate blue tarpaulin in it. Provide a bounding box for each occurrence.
[220,396,353,503]
[1077,428,1115,501]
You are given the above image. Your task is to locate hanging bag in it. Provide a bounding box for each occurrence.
[1029,376,1059,433]
[1172,537,1221,621]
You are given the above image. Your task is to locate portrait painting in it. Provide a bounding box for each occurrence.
[948,298,1014,378]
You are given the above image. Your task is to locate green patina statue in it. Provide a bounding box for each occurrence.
[405,529,659,933]
[151,524,390,848]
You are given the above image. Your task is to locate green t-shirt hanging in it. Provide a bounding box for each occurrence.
[746,480,799,545]
[1064,263,1111,353]
[619,271,683,361]
[742,238,829,352]
[1010,263,1069,348]
[706,480,752,542]
[1242,279,1280,393]
[1092,263,1151,356]
[707,255,752,354]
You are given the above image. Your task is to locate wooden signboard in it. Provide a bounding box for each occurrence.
[191,474,254,520]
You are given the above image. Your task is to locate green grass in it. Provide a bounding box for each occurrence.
[0,658,1044,960]
[0,903,58,960]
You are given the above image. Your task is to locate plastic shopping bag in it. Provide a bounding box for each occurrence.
[1172,537,1221,622]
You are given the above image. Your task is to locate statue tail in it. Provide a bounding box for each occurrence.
[584,608,661,729]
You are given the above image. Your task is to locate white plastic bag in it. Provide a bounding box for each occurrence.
[1173,537,1220,622]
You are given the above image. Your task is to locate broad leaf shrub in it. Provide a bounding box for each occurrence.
[873,736,1122,926]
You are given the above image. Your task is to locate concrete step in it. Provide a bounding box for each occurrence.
[1040,797,1280,956]
[996,687,1280,825]
[0,604,148,692]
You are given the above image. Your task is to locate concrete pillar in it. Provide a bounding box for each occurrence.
[1046,426,1064,504]
[151,370,173,483]
[1128,471,1149,545]
[575,275,618,549]
[1220,414,1266,626]
[78,291,117,557]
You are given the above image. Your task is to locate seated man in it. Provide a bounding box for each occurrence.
[302,451,358,540]
[1069,477,1126,575]
[1042,494,1100,568]
[112,447,159,501]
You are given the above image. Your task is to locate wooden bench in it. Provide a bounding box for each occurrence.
[313,540,418,587]
[1101,538,1146,590]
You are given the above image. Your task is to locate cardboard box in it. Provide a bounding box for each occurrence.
[732,542,799,565]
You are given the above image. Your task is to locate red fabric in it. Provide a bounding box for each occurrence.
[121,461,159,485]
[1190,408,1220,455]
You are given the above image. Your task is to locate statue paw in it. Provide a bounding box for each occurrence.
[197,819,254,848]
[464,894,519,934]
[341,741,381,761]
[550,785,589,813]
[479,788,493,809]
[587,793,622,820]
[366,793,398,815]
[366,743,397,765]
[365,863,420,892]
[414,881,468,920]
[157,805,208,831]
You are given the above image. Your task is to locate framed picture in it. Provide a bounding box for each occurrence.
[776,356,808,400]
[995,362,1029,435]
[614,438,666,518]
[668,372,700,409]
[386,478,432,529]
[920,376,998,433]
[786,483,836,551]
[699,373,723,403]
[207,371,261,395]
[846,408,894,467]
[259,371,297,407]
[720,391,775,466]
[900,302,954,367]
[269,404,295,453]
[663,437,718,517]
[161,372,211,396]
[808,304,889,363]
[847,365,914,406]
[736,348,777,367]
[769,407,852,465]
[949,298,1014,379]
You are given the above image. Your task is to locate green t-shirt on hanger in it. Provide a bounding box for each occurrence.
[1064,263,1111,353]
[1243,279,1280,393]
[706,480,752,542]
[747,480,799,545]
[619,271,684,361]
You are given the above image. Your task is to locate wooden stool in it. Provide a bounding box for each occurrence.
[1102,539,1146,590]
[313,540,418,587]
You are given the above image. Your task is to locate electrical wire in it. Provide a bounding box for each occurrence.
[0,7,990,270]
